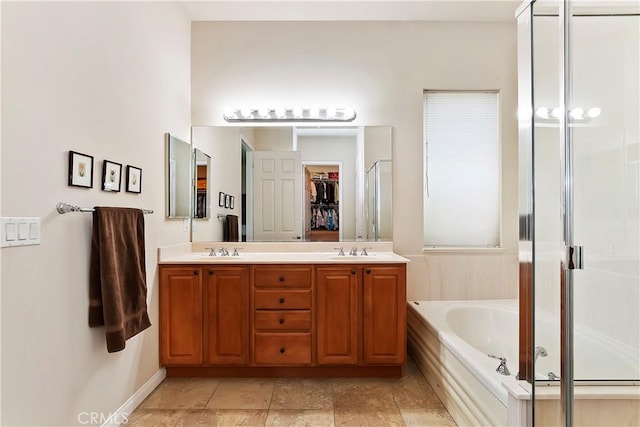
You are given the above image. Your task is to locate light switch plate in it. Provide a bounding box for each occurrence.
[1,217,41,247]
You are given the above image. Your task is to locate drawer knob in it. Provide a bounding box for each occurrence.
[366,268,371,274]
[194,270,199,275]
[351,269,356,275]
[279,276,285,282]
[208,270,213,275]
[279,297,285,304]
[279,318,285,324]
[279,347,286,354]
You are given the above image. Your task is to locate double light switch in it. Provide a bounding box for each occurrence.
[1,217,41,247]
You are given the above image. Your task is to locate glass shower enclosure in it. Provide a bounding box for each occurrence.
[517,0,639,425]
[366,160,392,241]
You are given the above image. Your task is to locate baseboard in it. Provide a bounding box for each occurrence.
[102,368,166,427]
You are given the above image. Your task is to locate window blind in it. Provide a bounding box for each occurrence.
[423,91,500,247]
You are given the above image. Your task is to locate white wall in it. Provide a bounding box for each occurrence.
[1,2,191,425]
[191,21,519,300]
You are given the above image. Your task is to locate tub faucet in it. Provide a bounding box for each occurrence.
[534,346,548,362]
[488,354,510,376]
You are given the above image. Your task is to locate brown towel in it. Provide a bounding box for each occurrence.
[224,214,239,242]
[89,207,151,353]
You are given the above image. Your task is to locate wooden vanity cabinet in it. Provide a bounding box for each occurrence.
[160,265,250,367]
[160,267,203,365]
[316,266,360,365]
[205,266,250,365]
[316,264,406,366]
[252,265,314,366]
[160,262,406,376]
[363,266,407,364]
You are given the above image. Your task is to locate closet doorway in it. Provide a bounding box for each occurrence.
[303,163,342,242]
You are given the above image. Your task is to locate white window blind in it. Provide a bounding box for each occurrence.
[423,91,500,248]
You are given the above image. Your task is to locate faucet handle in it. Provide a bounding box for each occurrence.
[360,246,373,256]
[333,247,345,256]
[205,247,216,256]
[232,247,244,256]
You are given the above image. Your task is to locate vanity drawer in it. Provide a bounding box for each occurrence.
[254,310,311,331]
[254,333,312,365]
[254,290,311,310]
[253,266,312,289]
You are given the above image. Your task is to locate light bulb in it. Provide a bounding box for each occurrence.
[535,107,550,119]
[343,108,355,120]
[587,107,601,118]
[223,107,234,119]
[569,108,584,120]
[551,107,563,119]
[240,108,251,118]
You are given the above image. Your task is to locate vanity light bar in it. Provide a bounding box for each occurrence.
[535,106,601,121]
[223,107,356,122]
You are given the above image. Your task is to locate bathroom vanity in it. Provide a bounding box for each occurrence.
[158,244,409,377]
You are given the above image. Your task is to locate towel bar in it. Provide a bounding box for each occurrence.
[56,202,153,215]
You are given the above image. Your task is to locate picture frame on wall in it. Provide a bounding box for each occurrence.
[68,150,94,188]
[229,196,235,210]
[219,192,226,207]
[102,160,122,192]
[126,165,142,194]
[224,194,230,208]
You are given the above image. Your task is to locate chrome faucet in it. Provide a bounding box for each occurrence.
[360,246,373,256]
[218,248,229,256]
[334,247,345,256]
[349,246,358,256]
[534,346,548,362]
[205,247,216,256]
[232,247,243,256]
[488,354,510,376]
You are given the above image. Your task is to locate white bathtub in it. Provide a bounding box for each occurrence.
[407,299,640,427]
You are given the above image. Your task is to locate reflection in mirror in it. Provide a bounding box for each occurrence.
[193,148,211,219]
[165,133,191,218]
[190,126,392,243]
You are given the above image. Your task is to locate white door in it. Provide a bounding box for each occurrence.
[253,151,302,241]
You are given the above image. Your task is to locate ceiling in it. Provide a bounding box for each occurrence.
[180,0,523,22]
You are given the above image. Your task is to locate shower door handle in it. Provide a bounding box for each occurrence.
[565,245,584,270]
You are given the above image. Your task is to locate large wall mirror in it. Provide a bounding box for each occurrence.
[190,126,392,243]
[165,133,191,218]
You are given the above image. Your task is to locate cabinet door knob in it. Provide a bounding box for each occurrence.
[351,269,356,275]
[279,276,285,282]
[366,268,371,274]
[208,270,213,275]
[279,318,285,324]
[279,297,285,304]
[194,270,199,275]
[279,347,286,354]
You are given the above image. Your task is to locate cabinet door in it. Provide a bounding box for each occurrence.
[205,266,250,365]
[316,266,359,365]
[363,265,406,364]
[160,267,203,365]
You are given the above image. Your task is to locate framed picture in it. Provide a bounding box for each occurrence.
[219,192,226,207]
[225,194,230,208]
[102,160,122,192]
[229,196,235,209]
[126,165,142,194]
[68,150,94,188]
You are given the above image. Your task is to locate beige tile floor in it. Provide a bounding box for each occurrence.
[129,359,457,426]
